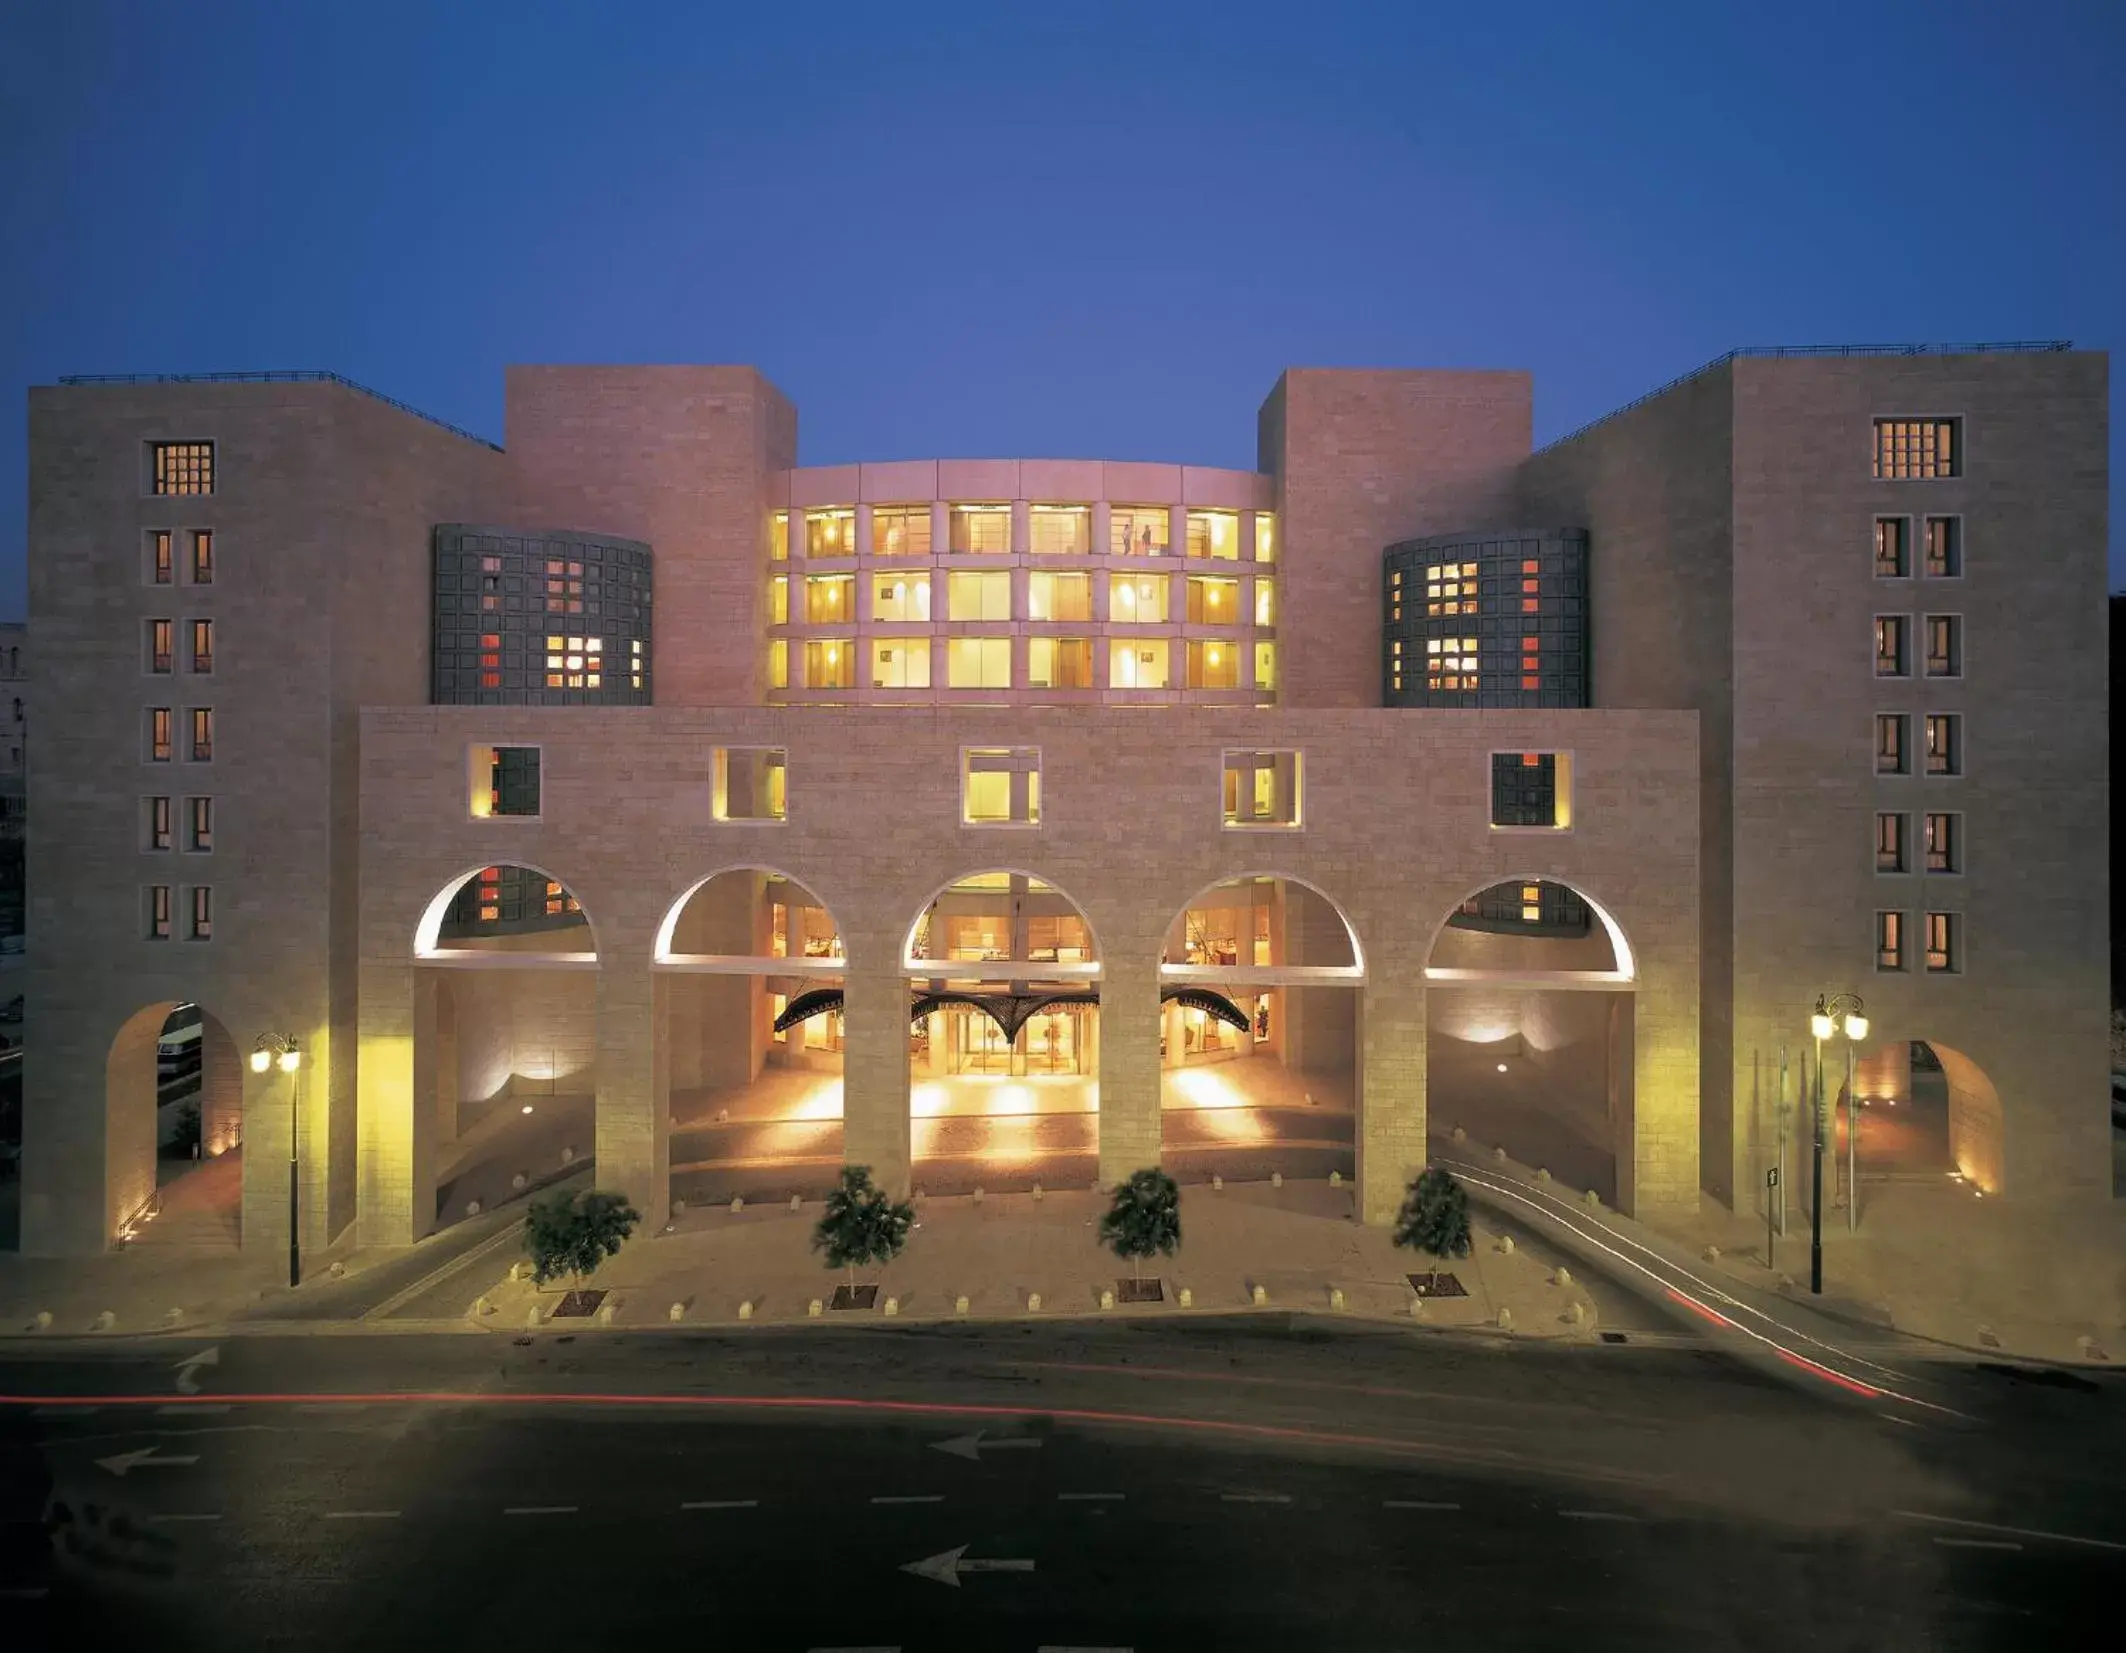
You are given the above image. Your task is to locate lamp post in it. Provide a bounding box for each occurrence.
[1806,994,1868,1296]
[250,1035,302,1288]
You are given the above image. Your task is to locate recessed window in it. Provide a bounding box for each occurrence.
[1028,636,1093,688]
[188,886,212,941]
[146,884,172,940]
[1254,512,1276,563]
[803,573,854,624]
[804,508,855,558]
[1185,575,1240,625]
[768,575,788,625]
[1924,811,1959,874]
[1924,614,1961,678]
[962,746,1040,826]
[145,796,172,851]
[1108,572,1169,624]
[872,504,932,558]
[1427,635,1480,691]
[870,638,931,690]
[1109,638,1170,689]
[151,441,214,495]
[148,708,173,763]
[769,511,789,562]
[947,570,1012,622]
[948,504,1011,555]
[1223,749,1303,829]
[767,640,788,690]
[1184,639,1239,689]
[1875,811,1908,873]
[1491,751,1573,829]
[1027,571,1092,622]
[946,636,1012,690]
[1875,910,1905,971]
[1873,419,1960,480]
[189,619,214,674]
[1110,506,1171,557]
[149,530,173,585]
[1874,518,1909,578]
[1029,505,1089,556]
[873,572,930,622]
[1924,910,1960,973]
[1253,577,1275,627]
[188,708,213,762]
[1875,713,1909,775]
[147,619,174,674]
[1254,640,1277,693]
[803,637,853,689]
[712,747,787,822]
[1185,510,1239,561]
[1874,615,1909,676]
[1924,713,1962,776]
[187,796,213,852]
[189,530,214,585]
[468,744,540,818]
[1923,516,1962,578]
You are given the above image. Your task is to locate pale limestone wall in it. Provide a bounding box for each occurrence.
[357,705,1701,1241]
[443,970,597,1102]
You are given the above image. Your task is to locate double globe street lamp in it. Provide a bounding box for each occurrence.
[249,1035,302,1288]
[1806,994,1868,1295]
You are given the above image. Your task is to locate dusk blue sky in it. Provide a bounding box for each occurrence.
[3,0,2121,618]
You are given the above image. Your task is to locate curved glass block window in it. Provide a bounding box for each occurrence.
[1384,529,1588,709]
[433,527,652,706]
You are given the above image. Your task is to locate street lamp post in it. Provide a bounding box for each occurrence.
[250,1035,302,1288]
[1806,994,1868,1296]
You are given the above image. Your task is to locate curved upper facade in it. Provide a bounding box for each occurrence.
[764,460,1279,708]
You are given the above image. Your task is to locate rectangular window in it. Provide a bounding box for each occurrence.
[768,575,788,625]
[147,884,172,940]
[946,570,1012,622]
[1185,575,1241,624]
[1490,751,1573,829]
[1873,419,1960,480]
[1109,638,1170,689]
[712,747,788,822]
[150,529,173,585]
[1924,516,1962,578]
[1027,571,1092,622]
[1875,811,1908,873]
[767,639,789,690]
[1924,910,1960,973]
[1875,910,1905,971]
[1222,749,1303,829]
[803,573,855,624]
[149,707,173,763]
[468,743,540,818]
[871,504,932,558]
[1027,636,1093,688]
[151,441,214,495]
[147,619,174,674]
[1254,640,1277,693]
[1875,713,1909,775]
[803,637,853,689]
[769,511,789,561]
[189,885,212,941]
[188,707,213,762]
[1253,577,1275,628]
[961,746,1040,825]
[1924,614,1961,677]
[873,572,931,622]
[946,636,1013,689]
[804,508,855,558]
[187,796,212,852]
[1110,506,1170,557]
[1924,713,1962,776]
[948,504,1011,555]
[1108,572,1168,623]
[146,795,172,851]
[870,638,931,689]
[189,618,214,674]
[1028,505,1089,555]
[1924,811,1960,874]
[1874,517,1909,578]
[1185,639,1239,689]
[1874,615,1909,677]
[1255,512,1276,563]
[541,555,586,617]
[1185,509,1239,561]
[189,529,214,585]
[1427,635,1480,691]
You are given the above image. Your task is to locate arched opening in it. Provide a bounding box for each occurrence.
[1158,875,1363,1181]
[106,1000,243,1248]
[415,864,598,1229]
[1846,1036,2002,1194]
[657,867,844,1207]
[904,870,1100,1191]
[1424,878,1634,1205]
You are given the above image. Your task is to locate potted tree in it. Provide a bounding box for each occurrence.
[811,1164,914,1310]
[524,1188,640,1315]
[1099,1168,1181,1301]
[1393,1167,1472,1297]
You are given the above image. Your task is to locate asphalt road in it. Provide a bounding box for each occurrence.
[2,1317,2122,1651]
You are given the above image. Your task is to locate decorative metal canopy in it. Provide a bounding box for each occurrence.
[768,984,1255,1039]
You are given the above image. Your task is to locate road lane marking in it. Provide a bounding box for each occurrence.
[32,1405,100,1417]
[1559,1509,1639,1522]
[681,1499,759,1510]
[150,1512,222,1523]
[1039,1646,1135,1652]
[325,1510,401,1520]
[1385,1499,1461,1510]
[1057,1491,1126,1502]
[156,1403,232,1415]
[807,1646,900,1651]
[503,1506,577,1516]
[362,1214,533,1321]
[1220,1493,1291,1504]
[294,1403,370,1414]
[1877,1412,1922,1428]
[1892,1510,2126,1553]
[1933,1537,2021,1551]
[870,1494,943,1505]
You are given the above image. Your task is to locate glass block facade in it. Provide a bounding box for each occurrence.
[1490,752,1558,827]
[436,864,589,941]
[1383,529,1588,708]
[1448,879,1592,938]
[432,525,653,705]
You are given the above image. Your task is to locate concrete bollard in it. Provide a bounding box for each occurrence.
[1408,1294,1425,1318]
[596,1302,616,1326]
[1702,1244,1721,1262]
[510,1173,528,1192]
[1497,1307,1514,1330]
[1270,1171,1283,1189]
[92,1310,116,1332]
[1178,1287,1193,1308]
[1535,1168,1551,1184]
[808,1299,824,1318]
[670,1302,686,1323]
[1564,1301,1587,1327]
[1251,1284,1268,1306]
[972,1187,985,1204]
[466,1200,482,1217]
[1493,1147,1508,1164]
[1329,1287,1346,1311]
[510,1262,527,1282]
[883,1296,899,1317]
[1451,1126,1467,1143]
[789,1194,803,1213]
[31,1310,53,1331]
[1027,1291,1043,1313]
[561,1146,575,1165]
[717,1109,730,1124]
[1329,1170,1342,1187]
[1583,1188,1601,1208]
[1099,1288,1115,1310]
[525,1305,542,1328]
[1553,1267,1573,1287]
[672,1198,687,1215]
[1497,1235,1516,1256]
[730,1196,744,1214]
[955,1294,970,1316]
[1211,1174,1224,1192]
[738,1300,754,1321]
[474,1295,491,1316]
[1031,1183,1044,1201]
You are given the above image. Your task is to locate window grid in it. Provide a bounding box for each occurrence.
[431,529,652,706]
[1873,419,1960,480]
[151,441,214,495]
[1491,752,1560,828]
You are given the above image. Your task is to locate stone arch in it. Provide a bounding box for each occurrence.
[902,867,1102,972]
[1162,870,1366,977]
[1422,874,1635,982]
[105,999,244,1246]
[653,864,844,963]
[1920,1040,2005,1193]
[413,861,602,959]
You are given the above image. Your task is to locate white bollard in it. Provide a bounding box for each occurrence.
[808,1298,824,1318]
[525,1305,542,1328]
[955,1294,970,1316]
[1027,1292,1043,1313]
[1564,1301,1587,1327]
[1178,1286,1194,1308]
[1099,1288,1115,1311]
[717,1109,730,1124]
[738,1300,754,1320]
[1329,1287,1345,1311]
[92,1310,116,1332]
[1553,1267,1573,1287]
[466,1200,483,1217]
[596,1302,616,1326]
[510,1262,527,1282]
[671,1198,687,1215]
[1408,1294,1425,1318]
[730,1196,744,1214]
[561,1146,575,1165]
[883,1296,899,1317]
[1251,1284,1268,1306]
[790,1194,803,1213]
[474,1296,491,1316]
[1583,1188,1601,1208]
[329,1260,346,1278]
[1211,1174,1224,1192]
[1497,1307,1514,1330]
[1702,1244,1720,1262]
[31,1310,53,1332]
[511,1172,528,1191]
[1498,1234,1516,1255]
[1493,1147,1508,1164]
[972,1187,985,1204]
[1535,1168,1551,1183]
[1329,1170,1342,1187]
[1031,1183,1044,1201]
[1451,1125,1467,1143]
[1271,1171,1284,1189]
[669,1302,686,1322]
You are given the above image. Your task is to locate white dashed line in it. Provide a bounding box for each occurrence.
[681,1499,759,1510]
[149,1512,222,1524]
[1933,1537,2022,1551]
[1877,1412,1922,1428]
[1220,1493,1291,1504]
[31,1405,99,1417]
[1559,1509,1639,1522]
[1057,1491,1126,1502]
[1892,1510,2126,1553]
[870,1494,943,1505]
[503,1506,577,1516]
[156,1403,232,1415]
[325,1510,400,1520]
[1385,1499,1461,1510]
[294,1402,370,1414]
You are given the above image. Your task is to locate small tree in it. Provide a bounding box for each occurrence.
[811,1165,915,1293]
[524,1188,640,1289]
[1099,1168,1182,1281]
[1393,1167,1472,1284]
[169,1100,202,1157]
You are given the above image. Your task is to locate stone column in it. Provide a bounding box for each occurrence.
[1620,952,1699,1221]
[1356,969,1426,1226]
[595,965,669,1233]
[1097,953,1161,1188]
[843,965,911,1196]
[356,956,430,1247]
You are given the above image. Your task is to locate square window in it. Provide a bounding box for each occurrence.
[187,796,213,852]
[1924,910,1960,973]
[1924,614,1961,678]
[1185,638,1239,689]
[1185,575,1240,625]
[1924,517,1962,578]
[803,637,853,689]
[1222,749,1303,829]
[961,746,1040,826]
[1874,614,1909,677]
[468,744,539,817]
[871,504,933,558]
[873,572,931,622]
[1108,637,1169,689]
[1028,636,1093,688]
[1924,713,1962,776]
[188,885,212,941]
[1875,713,1909,775]
[1874,517,1909,578]
[1924,811,1960,874]
[712,747,787,822]
[189,618,214,674]
[1028,505,1089,556]
[871,637,932,690]
[1875,811,1907,873]
[1875,910,1905,971]
[151,441,214,496]
[146,884,172,940]
[189,530,214,585]
[948,504,1011,555]
[1491,752,1573,829]
[188,707,213,762]
[946,636,1013,689]
[1110,506,1171,557]
[1108,572,1169,624]
[803,573,854,623]
[1028,571,1092,623]
[1185,510,1239,560]
[804,508,855,558]
[145,795,171,851]
[1872,419,1960,480]
[947,570,1013,622]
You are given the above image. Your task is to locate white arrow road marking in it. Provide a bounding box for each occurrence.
[173,1346,220,1394]
[97,1448,200,1477]
[931,1431,1042,1462]
[900,1543,1037,1587]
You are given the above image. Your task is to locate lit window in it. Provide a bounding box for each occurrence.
[768,576,788,625]
[189,619,213,674]
[873,572,931,622]
[1254,512,1276,563]
[769,511,789,561]
[805,508,855,557]
[1876,911,1905,971]
[1221,750,1302,829]
[1924,713,1961,776]
[151,441,214,496]
[631,638,643,692]
[803,638,853,689]
[1253,577,1275,628]
[1108,573,1168,624]
[1027,571,1092,622]
[871,505,932,558]
[1185,575,1239,624]
[147,884,172,940]
[1028,636,1093,688]
[1874,518,1909,578]
[1875,812,1907,873]
[1028,504,1089,555]
[1875,713,1909,775]
[1923,614,1961,678]
[804,574,854,623]
[1873,419,1960,480]
[1520,558,1540,614]
[946,636,1012,690]
[946,570,1012,622]
[948,504,1011,555]
[961,746,1040,825]
[1110,506,1170,557]
[1186,639,1238,689]
[1874,615,1909,677]
[150,530,173,585]
[468,744,539,817]
[1521,884,1542,924]
[1490,753,1571,829]
[1186,510,1239,560]
[1109,638,1170,689]
[189,708,213,762]
[190,530,214,585]
[767,640,788,690]
[1924,910,1960,973]
[1924,517,1962,578]
[148,619,174,674]
[1924,812,1959,874]
[1425,561,1479,616]
[1254,640,1277,693]
[712,747,787,822]
[149,707,173,763]
[1426,636,1480,691]
[189,885,212,941]
[871,638,932,689]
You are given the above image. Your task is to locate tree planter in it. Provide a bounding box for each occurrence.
[1115,1277,1164,1303]
[829,1283,880,1311]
